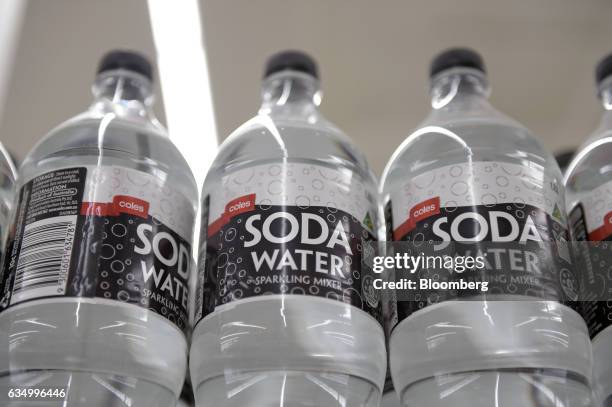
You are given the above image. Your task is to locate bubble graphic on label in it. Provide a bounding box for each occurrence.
[267,165,282,176]
[414,173,436,189]
[225,228,237,242]
[501,164,522,176]
[450,181,468,196]
[444,201,458,212]
[312,179,324,190]
[268,180,283,195]
[111,260,125,274]
[450,166,463,178]
[482,193,497,207]
[326,202,338,213]
[127,171,150,187]
[101,271,108,278]
[257,199,272,211]
[100,281,110,290]
[296,195,311,209]
[318,168,339,181]
[225,262,237,276]
[111,224,127,238]
[413,233,425,246]
[513,197,526,208]
[101,244,116,260]
[217,253,229,268]
[327,214,336,223]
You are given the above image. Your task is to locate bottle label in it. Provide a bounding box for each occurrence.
[569,179,612,339]
[195,162,381,325]
[0,166,194,333]
[387,162,575,322]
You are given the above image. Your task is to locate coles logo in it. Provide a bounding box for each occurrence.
[394,197,440,240]
[208,194,256,236]
[81,195,150,219]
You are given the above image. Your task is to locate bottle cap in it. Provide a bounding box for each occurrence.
[97,50,153,82]
[264,50,318,79]
[430,48,486,78]
[596,52,612,86]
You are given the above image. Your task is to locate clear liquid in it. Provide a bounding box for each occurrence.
[565,127,612,406]
[0,111,198,406]
[382,105,592,406]
[192,101,386,406]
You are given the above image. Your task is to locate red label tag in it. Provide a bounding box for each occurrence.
[81,195,149,219]
[112,195,149,219]
[208,194,256,237]
[589,210,612,241]
[81,202,111,216]
[393,197,441,240]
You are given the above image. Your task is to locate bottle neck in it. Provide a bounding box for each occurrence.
[428,68,494,115]
[258,71,321,121]
[90,70,159,125]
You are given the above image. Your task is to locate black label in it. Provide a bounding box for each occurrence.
[391,202,575,323]
[0,167,192,332]
[198,203,381,324]
[570,204,612,339]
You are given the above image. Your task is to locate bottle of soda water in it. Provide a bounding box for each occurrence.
[566,52,612,407]
[0,50,198,406]
[190,50,386,407]
[0,143,16,256]
[381,48,593,407]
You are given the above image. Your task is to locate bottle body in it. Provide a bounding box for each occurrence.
[0,142,16,255]
[565,84,612,406]
[382,67,592,406]
[0,71,198,406]
[190,71,386,407]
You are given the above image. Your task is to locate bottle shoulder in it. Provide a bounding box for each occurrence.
[210,114,373,180]
[19,112,197,198]
[565,134,612,199]
[382,118,562,189]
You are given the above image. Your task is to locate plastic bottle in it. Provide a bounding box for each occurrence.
[0,50,197,406]
[566,52,612,407]
[0,143,16,254]
[381,48,592,407]
[190,50,386,407]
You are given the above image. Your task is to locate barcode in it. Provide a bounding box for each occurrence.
[10,215,77,305]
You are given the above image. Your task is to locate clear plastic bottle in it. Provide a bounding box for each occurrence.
[565,52,612,407]
[381,48,593,407]
[190,50,386,407]
[0,143,16,253]
[0,50,198,406]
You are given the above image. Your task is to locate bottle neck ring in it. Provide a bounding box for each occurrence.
[429,67,490,110]
[259,71,321,116]
[91,70,156,120]
[598,75,612,111]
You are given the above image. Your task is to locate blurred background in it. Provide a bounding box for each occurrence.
[1,0,611,179]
